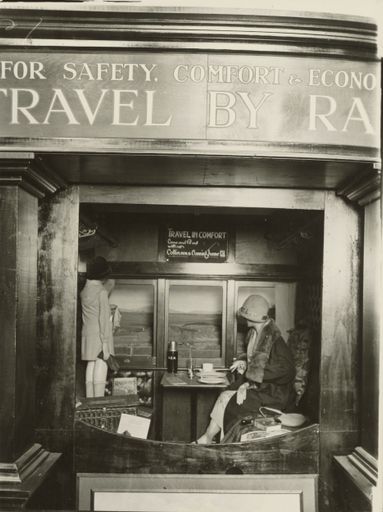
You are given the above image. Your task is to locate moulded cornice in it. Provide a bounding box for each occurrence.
[0,152,66,198]
[0,443,60,509]
[337,165,381,206]
[0,6,378,58]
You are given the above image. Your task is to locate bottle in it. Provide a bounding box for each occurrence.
[187,345,193,379]
[167,341,178,373]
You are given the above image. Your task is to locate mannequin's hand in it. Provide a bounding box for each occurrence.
[230,359,247,374]
[236,383,249,405]
[102,345,110,360]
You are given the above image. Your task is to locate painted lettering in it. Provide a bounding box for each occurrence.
[140,64,157,82]
[75,89,108,125]
[309,68,377,90]
[208,91,236,127]
[342,97,374,134]
[9,88,39,124]
[144,90,172,126]
[62,62,156,82]
[0,61,13,80]
[43,88,79,124]
[97,63,111,81]
[63,62,76,80]
[173,65,188,83]
[309,95,337,131]
[237,91,272,129]
[174,65,284,85]
[208,91,272,128]
[112,89,139,126]
[0,60,46,80]
[78,63,94,81]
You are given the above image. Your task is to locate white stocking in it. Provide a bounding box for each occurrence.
[85,361,95,397]
[93,358,108,397]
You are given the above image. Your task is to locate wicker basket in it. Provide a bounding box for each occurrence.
[76,405,140,432]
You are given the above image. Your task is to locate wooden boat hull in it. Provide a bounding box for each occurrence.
[75,420,319,475]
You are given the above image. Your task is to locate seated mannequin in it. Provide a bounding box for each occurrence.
[80,256,115,398]
[197,295,296,444]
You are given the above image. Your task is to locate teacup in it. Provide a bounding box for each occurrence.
[202,362,214,373]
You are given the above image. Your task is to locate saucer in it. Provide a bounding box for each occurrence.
[196,369,223,378]
[198,376,225,385]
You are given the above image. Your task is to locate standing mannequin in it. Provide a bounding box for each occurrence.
[80,257,115,398]
[197,294,295,444]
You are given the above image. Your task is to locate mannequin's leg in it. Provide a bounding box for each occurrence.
[94,358,108,397]
[196,390,236,444]
[196,419,221,444]
[85,361,95,398]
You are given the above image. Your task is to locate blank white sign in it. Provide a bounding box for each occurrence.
[92,490,302,512]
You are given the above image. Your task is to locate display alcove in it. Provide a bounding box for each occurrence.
[75,207,322,476]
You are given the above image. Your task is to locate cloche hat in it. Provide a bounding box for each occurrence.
[238,294,270,323]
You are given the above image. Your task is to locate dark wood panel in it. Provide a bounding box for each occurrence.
[80,185,325,211]
[36,186,80,430]
[43,154,370,191]
[320,192,361,432]
[361,200,380,458]
[161,388,193,442]
[110,261,301,280]
[320,389,359,432]
[32,429,75,510]
[15,188,38,459]
[0,186,38,461]
[0,449,60,511]
[93,211,301,267]
[0,187,18,461]
[333,456,373,512]
[75,420,319,475]
[161,373,228,442]
[236,227,297,265]
[319,192,361,512]
[318,430,360,512]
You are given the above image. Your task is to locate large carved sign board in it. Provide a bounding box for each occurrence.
[0,52,380,158]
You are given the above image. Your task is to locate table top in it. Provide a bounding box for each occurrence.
[161,371,230,389]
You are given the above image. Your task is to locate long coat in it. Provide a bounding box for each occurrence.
[223,319,296,431]
[80,280,114,361]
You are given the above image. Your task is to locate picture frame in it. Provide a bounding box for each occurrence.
[113,377,138,396]
[77,474,317,512]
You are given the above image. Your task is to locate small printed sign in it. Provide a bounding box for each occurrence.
[165,226,229,262]
[112,377,138,396]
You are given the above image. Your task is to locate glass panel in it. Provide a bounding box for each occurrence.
[109,281,155,361]
[168,284,223,361]
[236,285,275,357]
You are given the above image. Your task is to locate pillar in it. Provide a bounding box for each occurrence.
[33,186,79,509]
[320,191,361,511]
[0,153,63,509]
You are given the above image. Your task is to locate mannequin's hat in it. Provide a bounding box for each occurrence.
[238,294,270,323]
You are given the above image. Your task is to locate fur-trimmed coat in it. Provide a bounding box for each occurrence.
[223,319,296,432]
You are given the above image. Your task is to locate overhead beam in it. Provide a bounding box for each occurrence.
[80,186,325,211]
